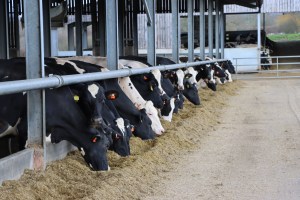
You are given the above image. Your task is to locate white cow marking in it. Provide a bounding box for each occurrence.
[88,84,99,99]
[115,118,125,136]
[80,147,86,156]
[46,134,51,143]
[55,59,86,74]
[162,97,175,122]
[176,69,185,90]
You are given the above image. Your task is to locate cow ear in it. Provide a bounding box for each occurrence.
[105,90,119,100]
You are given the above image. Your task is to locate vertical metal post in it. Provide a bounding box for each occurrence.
[51,29,59,56]
[68,25,75,50]
[106,0,119,70]
[220,3,225,58]
[98,0,106,56]
[91,0,97,55]
[257,13,261,70]
[172,0,179,63]
[215,0,220,59]
[132,1,139,55]
[199,0,205,60]
[43,0,51,57]
[276,57,279,77]
[13,0,20,57]
[118,0,124,56]
[75,0,83,56]
[147,0,156,66]
[0,0,8,59]
[188,0,194,62]
[208,0,213,58]
[24,0,45,170]
[235,58,238,76]
[263,13,265,51]
[82,25,88,50]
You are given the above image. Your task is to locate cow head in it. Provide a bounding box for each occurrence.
[182,80,200,105]
[144,101,165,135]
[133,108,156,139]
[161,97,175,122]
[172,91,184,114]
[78,127,111,171]
[109,118,132,156]
[130,73,164,109]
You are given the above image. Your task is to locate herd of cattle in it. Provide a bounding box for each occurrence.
[0,56,235,170]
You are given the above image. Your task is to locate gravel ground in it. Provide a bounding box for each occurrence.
[143,79,300,200]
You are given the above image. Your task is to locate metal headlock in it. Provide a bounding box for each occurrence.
[0,59,227,96]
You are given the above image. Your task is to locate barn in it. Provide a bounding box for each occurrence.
[0,0,263,186]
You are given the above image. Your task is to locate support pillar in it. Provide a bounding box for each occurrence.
[24,0,45,170]
[51,28,59,56]
[43,0,51,57]
[199,0,205,60]
[106,0,118,70]
[91,0,97,55]
[132,1,139,55]
[146,0,156,66]
[118,0,124,56]
[68,25,75,50]
[257,13,261,70]
[220,4,225,58]
[75,0,83,56]
[0,0,8,59]
[215,0,220,59]
[82,26,88,50]
[208,0,213,58]
[172,0,179,63]
[98,0,106,56]
[188,0,194,62]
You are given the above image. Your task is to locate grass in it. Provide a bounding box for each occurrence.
[267,33,300,41]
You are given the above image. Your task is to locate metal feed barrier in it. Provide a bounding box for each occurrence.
[232,55,300,80]
[0,58,227,184]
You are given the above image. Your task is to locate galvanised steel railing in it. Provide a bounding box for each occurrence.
[232,55,300,80]
[0,59,227,95]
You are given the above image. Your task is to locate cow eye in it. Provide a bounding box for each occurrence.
[105,90,119,100]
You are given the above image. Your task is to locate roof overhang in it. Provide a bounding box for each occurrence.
[221,0,263,9]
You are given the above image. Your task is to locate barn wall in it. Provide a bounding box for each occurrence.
[224,0,300,13]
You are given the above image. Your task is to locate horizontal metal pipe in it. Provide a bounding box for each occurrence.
[235,55,300,60]
[0,59,227,96]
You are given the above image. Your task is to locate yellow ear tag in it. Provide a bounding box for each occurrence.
[74,95,80,102]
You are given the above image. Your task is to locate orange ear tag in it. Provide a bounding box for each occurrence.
[110,94,116,100]
[92,137,97,143]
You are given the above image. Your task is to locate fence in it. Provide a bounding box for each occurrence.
[232,55,300,80]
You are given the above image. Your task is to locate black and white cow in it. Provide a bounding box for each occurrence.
[205,57,228,84]
[118,58,175,122]
[0,58,127,170]
[0,58,116,170]
[55,58,156,140]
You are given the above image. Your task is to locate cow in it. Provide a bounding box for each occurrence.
[193,56,217,91]
[56,58,156,140]
[205,57,227,84]
[119,56,198,109]
[156,56,200,105]
[118,59,175,122]
[0,58,128,170]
